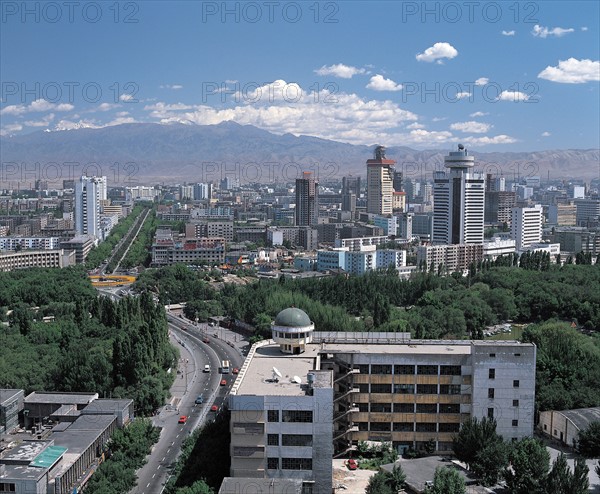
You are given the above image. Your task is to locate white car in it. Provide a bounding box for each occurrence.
[204,365,210,373]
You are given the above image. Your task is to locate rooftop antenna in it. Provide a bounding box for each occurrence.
[272,367,282,382]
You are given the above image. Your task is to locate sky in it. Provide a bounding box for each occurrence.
[1,1,599,151]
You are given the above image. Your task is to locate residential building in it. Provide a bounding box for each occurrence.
[60,235,95,264]
[483,237,517,260]
[335,236,389,251]
[511,205,543,251]
[367,146,395,215]
[374,215,398,236]
[485,191,516,224]
[151,236,225,266]
[0,249,75,272]
[75,176,102,237]
[575,198,600,228]
[417,244,484,273]
[295,172,319,226]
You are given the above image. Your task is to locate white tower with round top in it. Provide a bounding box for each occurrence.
[271,307,314,354]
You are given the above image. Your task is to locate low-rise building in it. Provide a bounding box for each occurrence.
[539,407,600,449]
[417,244,484,273]
[0,249,75,272]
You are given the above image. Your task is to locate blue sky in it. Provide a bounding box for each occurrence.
[1,1,599,151]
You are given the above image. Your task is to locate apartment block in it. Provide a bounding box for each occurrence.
[417,244,484,273]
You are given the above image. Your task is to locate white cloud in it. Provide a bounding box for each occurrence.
[24,113,55,127]
[366,75,402,92]
[406,122,425,130]
[314,63,366,78]
[475,77,489,86]
[116,111,130,117]
[0,123,24,135]
[120,94,134,101]
[581,27,588,32]
[532,24,575,38]
[432,117,447,122]
[456,92,471,100]
[225,79,238,84]
[416,42,458,63]
[53,119,100,131]
[462,134,517,145]
[450,121,492,134]
[95,103,121,112]
[106,116,138,126]
[501,30,515,36]
[541,131,551,137]
[497,90,530,102]
[1,99,73,115]
[470,111,488,117]
[160,84,184,90]
[538,58,600,83]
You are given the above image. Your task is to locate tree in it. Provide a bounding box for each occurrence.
[427,467,466,494]
[576,421,600,458]
[365,465,405,494]
[571,457,590,493]
[504,438,550,494]
[545,453,572,494]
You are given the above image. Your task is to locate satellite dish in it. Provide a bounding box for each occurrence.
[272,367,283,378]
[292,376,302,384]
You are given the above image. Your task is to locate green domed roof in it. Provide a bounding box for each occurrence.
[274,307,311,327]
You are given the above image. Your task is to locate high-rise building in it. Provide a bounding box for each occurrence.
[295,172,318,226]
[75,176,102,237]
[485,191,517,224]
[96,176,108,201]
[433,145,485,245]
[342,176,361,197]
[575,198,600,227]
[367,146,395,215]
[393,170,403,192]
[510,205,543,251]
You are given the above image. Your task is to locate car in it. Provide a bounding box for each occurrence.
[210,404,218,412]
[195,394,204,404]
[178,415,188,424]
[220,379,227,386]
[203,364,210,373]
[203,337,210,344]
[347,459,358,470]
[232,368,239,374]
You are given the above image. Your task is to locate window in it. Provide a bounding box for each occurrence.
[233,423,264,434]
[359,384,370,393]
[513,399,519,407]
[417,365,438,375]
[488,388,495,399]
[233,446,264,457]
[513,380,520,388]
[0,485,16,493]
[394,364,415,375]
[393,383,415,394]
[440,365,461,376]
[439,384,461,395]
[487,408,494,419]
[282,458,312,470]
[358,422,369,431]
[514,353,521,357]
[370,403,392,413]
[268,410,279,422]
[512,419,519,427]
[282,410,313,423]
[282,434,313,447]
[416,384,438,394]
[416,423,436,432]
[416,403,437,414]
[489,368,496,379]
[439,422,460,433]
[393,422,413,432]
[394,403,414,413]
[371,422,391,431]
[267,458,279,470]
[371,384,392,393]
[489,353,496,357]
[371,364,392,374]
[356,364,369,374]
[358,403,369,412]
[267,434,279,445]
[439,404,460,414]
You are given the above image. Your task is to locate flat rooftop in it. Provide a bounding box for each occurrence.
[0,463,48,481]
[1,440,48,463]
[0,389,23,405]
[24,392,98,405]
[319,342,473,355]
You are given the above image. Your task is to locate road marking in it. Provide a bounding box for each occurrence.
[147,483,151,487]
[157,465,161,469]
[153,474,156,478]
[162,456,166,461]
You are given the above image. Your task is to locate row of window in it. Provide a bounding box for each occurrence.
[267,457,312,470]
[274,331,310,339]
[356,364,462,376]
[360,383,461,395]
[268,410,313,423]
[487,385,520,399]
[267,434,313,447]
[232,422,264,434]
[355,422,461,433]
[357,403,461,414]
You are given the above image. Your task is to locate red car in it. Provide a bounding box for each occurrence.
[347,459,358,470]
[232,368,239,374]
[203,337,210,344]
[178,415,188,424]
[220,379,227,386]
[210,404,218,412]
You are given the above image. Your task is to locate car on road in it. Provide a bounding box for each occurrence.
[232,367,239,374]
[203,364,210,373]
[210,404,218,412]
[220,379,227,386]
[203,337,210,344]
[195,394,204,404]
[347,459,358,470]
[178,415,188,424]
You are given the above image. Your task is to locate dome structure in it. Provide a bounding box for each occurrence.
[272,307,314,355]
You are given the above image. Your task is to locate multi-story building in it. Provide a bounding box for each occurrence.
[75,176,102,237]
[367,146,395,215]
[185,221,234,242]
[554,228,600,256]
[417,244,484,273]
[334,236,389,251]
[373,215,398,236]
[397,212,413,240]
[225,308,536,493]
[483,236,517,260]
[342,176,361,197]
[575,198,600,228]
[485,191,517,224]
[0,236,61,251]
[60,235,95,264]
[151,237,225,266]
[295,172,319,226]
[433,145,485,245]
[511,205,543,251]
[0,249,75,272]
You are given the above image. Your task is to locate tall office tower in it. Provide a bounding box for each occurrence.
[511,205,543,250]
[433,145,485,245]
[75,176,102,237]
[366,146,395,215]
[342,175,361,197]
[341,193,356,213]
[193,182,213,200]
[393,170,403,192]
[96,176,108,201]
[295,171,319,226]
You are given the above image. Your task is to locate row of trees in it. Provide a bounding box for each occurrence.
[120,208,157,269]
[106,206,152,273]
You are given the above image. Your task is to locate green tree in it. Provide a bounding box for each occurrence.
[365,471,394,494]
[576,421,600,458]
[504,438,550,494]
[545,453,572,493]
[571,457,590,493]
[427,466,466,494]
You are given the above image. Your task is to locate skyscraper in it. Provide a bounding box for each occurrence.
[366,146,395,215]
[295,172,318,226]
[75,176,102,237]
[511,205,543,251]
[433,145,485,245]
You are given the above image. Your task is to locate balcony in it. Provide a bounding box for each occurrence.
[334,387,360,403]
[334,407,359,421]
[333,425,359,442]
[334,368,360,384]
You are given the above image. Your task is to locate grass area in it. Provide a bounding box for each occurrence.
[485,325,526,341]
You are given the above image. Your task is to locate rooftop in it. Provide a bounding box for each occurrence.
[559,407,600,432]
[24,392,98,406]
[273,307,312,328]
[0,388,23,405]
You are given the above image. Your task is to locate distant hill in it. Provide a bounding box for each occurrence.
[1,122,598,185]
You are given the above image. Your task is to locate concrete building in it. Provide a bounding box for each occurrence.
[433,145,485,245]
[397,212,413,240]
[575,198,600,228]
[417,244,484,274]
[510,205,543,251]
[0,237,61,251]
[367,146,395,215]
[0,249,75,272]
[334,236,389,251]
[483,237,517,260]
[186,221,234,242]
[316,249,346,272]
[0,389,24,434]
[374,215,398,236]
[485,191,516,224]
[151,236,225,266]
[295,172,318,227]
[74,176,102,237]
[60,235,95,264]
[539,407,600,449]
[555,228,600,255]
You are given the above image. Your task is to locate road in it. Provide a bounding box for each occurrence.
[130,315,245,494]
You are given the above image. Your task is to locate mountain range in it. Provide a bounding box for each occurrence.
[1,122,598,186]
